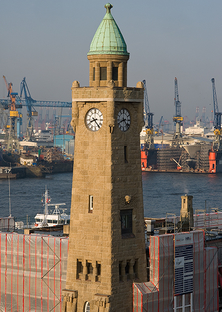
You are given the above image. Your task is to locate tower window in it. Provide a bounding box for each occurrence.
[112,67,118,80]
[119,261,123,281]
[100,67,107,80]
[86,261,93,275]
[96,261,101,282]
[133,259,138,278]
[76,259,83,279]
[93,67,95,81]
[125,260,130,280]
[124,146,128,163]
[89,195,93,213]
[120,209,132,235]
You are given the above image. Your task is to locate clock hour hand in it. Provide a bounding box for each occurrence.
[91,118,100,128]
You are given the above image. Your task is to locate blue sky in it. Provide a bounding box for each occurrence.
[1,0,222,125]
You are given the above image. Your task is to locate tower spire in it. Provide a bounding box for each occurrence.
[105,3,113,13]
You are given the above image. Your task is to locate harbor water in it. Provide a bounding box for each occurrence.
[0,172,222,223]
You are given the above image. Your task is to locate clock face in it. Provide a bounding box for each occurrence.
[117,108,131,132]
[85,108,103,131]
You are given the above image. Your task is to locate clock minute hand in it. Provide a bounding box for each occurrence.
[95,120,100,128]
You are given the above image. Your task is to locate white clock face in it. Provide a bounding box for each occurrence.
[117,108,131,132]
[85,108,103,131]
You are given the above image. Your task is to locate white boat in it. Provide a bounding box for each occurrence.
[34,129,53,143]
[34,187,70,228]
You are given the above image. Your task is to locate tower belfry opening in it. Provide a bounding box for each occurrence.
[62,4,147,312]
[87,3,129,88]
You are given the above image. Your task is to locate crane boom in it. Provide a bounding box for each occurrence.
[142,79,154,149]
[172,77,183,143]
[174,77,182,119]
[211,78,221,129]
[3,75,17,111]
[2,76,20,150]
[142,80,153,130]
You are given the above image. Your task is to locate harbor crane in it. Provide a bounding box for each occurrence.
[0,77,72,142]
[211,78,222,149]
[2,76,20,151]
[142,80,154,149]
[157,116,164,135]
[20,77,38,141]
[173,77,183,144]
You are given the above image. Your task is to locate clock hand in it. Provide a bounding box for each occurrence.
[90,118,97,123]
[90,118,100,128]
[95,120,100,128]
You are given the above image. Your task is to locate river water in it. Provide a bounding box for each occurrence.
[0,172,222,223]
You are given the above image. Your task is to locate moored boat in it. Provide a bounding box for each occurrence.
[34,187,70,228]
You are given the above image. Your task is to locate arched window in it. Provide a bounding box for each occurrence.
[84,301,90,312]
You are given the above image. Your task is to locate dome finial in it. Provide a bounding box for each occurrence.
[105,3,113,13]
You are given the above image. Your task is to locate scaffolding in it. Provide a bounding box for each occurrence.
[133,231,218,312]
[0,232,68,311]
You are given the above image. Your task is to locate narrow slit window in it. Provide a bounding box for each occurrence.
[96,261,101,282]
[125,260,130,280]
[86,261,93,280]
[124,146,128,163]
[89,195,93,212]
[93,67,95,81]
[119,261,123,281]
[133,259,138,278]
[87,262,93,275]
[120,209,132,235]
[77,259,83,279]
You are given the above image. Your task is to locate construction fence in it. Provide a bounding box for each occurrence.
[166,211,222,231]
[133,231,218,312]
[0,232,68,312]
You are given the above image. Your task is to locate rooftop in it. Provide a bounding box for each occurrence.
[88,3,129,56]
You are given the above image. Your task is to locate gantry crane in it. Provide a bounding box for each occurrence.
[211,78,222,149]
[3,76,20,151]
[20,77,38,141]
[0,77,72,146]
[142,80,154,149]
[173,77,183,144]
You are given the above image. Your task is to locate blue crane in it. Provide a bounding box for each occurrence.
[0,77,72,140]
[211,78,222,131]
[158,116,163,135]
[20,77,38,140]
[173,77,183,140]
[0,97,71,109]
[211,78,222,149]
[142,80,153,131]
[142,80,154,149]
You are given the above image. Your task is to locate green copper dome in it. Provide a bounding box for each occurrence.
[88,3,129,56]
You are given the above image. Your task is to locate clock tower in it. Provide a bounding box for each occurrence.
[62,4,147,312]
